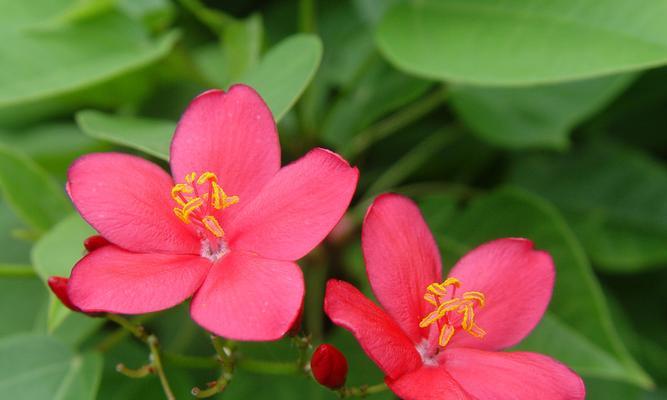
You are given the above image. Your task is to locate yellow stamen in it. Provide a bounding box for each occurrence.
[202,215,224,237]
[419,277,486,349]
[170,172,239,238]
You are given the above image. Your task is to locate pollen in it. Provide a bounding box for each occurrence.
[171,172,238,238]
[419,278,486,349]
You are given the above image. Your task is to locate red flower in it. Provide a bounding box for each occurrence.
[324,194,585,399]
[65,85,358,341]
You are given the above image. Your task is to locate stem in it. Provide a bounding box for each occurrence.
[163,352,218,369]
[344,86,448,160]
[106,314,148,342]
[237,358,300,375]
[0,263,36,278]
[337,383,388,398]
[148,335,175,400]
[192,336,236,398]
[304,250,327,341]
[298,0,316,33]
[105,314,174,400]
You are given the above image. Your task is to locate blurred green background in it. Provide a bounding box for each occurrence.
[1,0,666,398]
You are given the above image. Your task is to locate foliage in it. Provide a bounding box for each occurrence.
[0,0,665,399]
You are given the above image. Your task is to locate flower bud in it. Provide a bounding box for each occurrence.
[47,276,81,312]
[83,235,110,252]
[311,344,348,389]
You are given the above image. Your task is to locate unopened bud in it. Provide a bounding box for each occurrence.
[47,276,80,312]
[83,235,111,252]
[311,344,348,389]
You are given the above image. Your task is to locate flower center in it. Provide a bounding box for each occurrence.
[171,171,239,240]
[419,277,486,349]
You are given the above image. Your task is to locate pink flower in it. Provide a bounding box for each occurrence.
[324,194,585,399]
[65,85,358,341]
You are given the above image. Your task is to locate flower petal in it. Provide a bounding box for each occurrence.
[228,148,358,261]
[441,348,585,400]
[169,85,280,206]
[385,366,471,400]
[446,238,554,351]
[68,153,200,254]
[362,194,442,343]
[190,251,304,341]
[68,246,210,314]
[324,280,422,380]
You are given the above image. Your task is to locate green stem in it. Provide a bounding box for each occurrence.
[304,250,327,341]
[337,383,388,398]
[106,314,149,342]
[298,0,316,33]
[163,352,218,369]
[0,263,36,278]
[237,358,300,375]
[351,128,460,222]
[344,86,448,160]
[148,335,175,400]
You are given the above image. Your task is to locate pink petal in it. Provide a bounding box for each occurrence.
[446,238,554,351]
[386,366,471,400]
[362,194,442,343]
[68,246,210,314]
[169,85,280,207]
[190,251,304,341]
[441,348,585,399]
[68,152,200,254]
[324,280,422,380]
[228,148,358,261]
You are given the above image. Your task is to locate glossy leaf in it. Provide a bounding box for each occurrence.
[376,0,667,85]
[0,144,71,232]
[32,214,95,331]
[450,74,634,149]
[439,187,652,387]
[0,335,102,400]
[76,111,174,160]
[240,33,323,120]
[510,142,667,272]
[0,0,178,108]
[0,278,46,337]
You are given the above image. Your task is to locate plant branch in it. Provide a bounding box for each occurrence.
[337,383,388,398]
[343,86,448,160]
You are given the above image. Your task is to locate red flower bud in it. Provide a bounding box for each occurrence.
[83,235,110,252]
[47,276,81,312]
[311,344,348,389]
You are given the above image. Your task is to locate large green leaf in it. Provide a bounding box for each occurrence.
[440,187,651,387]
[240,33,323,120]
[76,111,174,160]
[32,214,95,331]
[376,0,667,85]
[509,143,667,272]
[0,0,178,109]
[450,74,634,149]
[0,144,71,232]
[76,34,322,160]
[0,278,46,337]
[0,334,102,400]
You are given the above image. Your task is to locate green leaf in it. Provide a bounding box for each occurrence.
[450,74,634,149]
[0,278,46,337]
[0,144,71,232]
[376,0,667,85]
[0,334,102,400]
[222,14,263,82]
[0,1,178,108]
[32,214,95,331]
[240,33,323,121]
[76,111,174,160]
[509,143,667,272]
[440,187,652,387]
[322,56,431,149]
[77,34,323,160]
